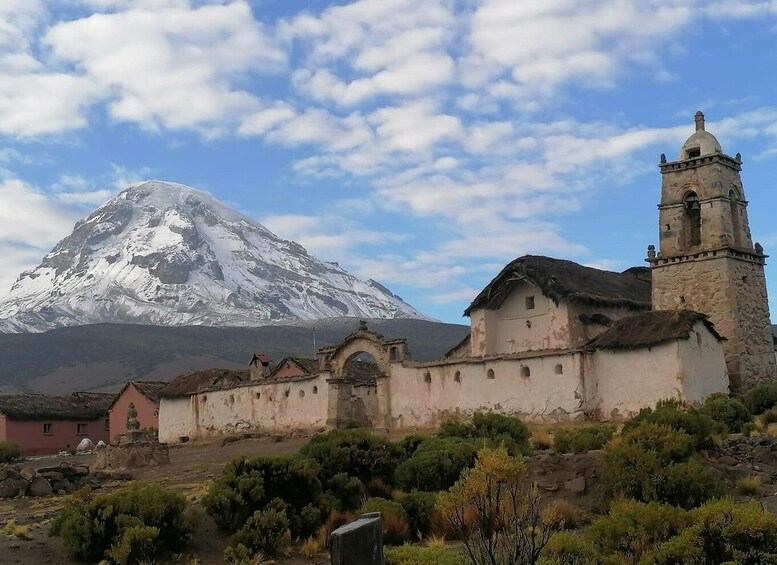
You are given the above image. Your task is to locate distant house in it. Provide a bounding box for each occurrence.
[108,381,168,443]
[0,393,114,455]
[269,357,318,380]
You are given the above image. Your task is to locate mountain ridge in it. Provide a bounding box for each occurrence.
[0,181,427,332]
[0,318,469,394]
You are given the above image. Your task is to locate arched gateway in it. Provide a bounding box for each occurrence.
[317,321,408,433]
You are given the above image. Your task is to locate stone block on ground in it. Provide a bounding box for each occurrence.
[0,477,28,498]
[29,476,53,497]
[330,512,384,565]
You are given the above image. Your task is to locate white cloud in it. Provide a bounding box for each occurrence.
[260,212,409,258]
[44,1,284,133]
[282,0,455,105]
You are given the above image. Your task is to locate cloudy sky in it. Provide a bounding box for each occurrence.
[2,0,777,324]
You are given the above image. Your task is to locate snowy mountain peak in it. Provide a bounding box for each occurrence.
[0,181,428,332]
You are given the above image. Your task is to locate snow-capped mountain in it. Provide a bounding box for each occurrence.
[0,181,428,332]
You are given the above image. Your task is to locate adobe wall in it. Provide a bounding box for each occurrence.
[585,341,685,420]
[678,321,730,399]
[470,285,572,356]
[387,352,586,429]
[585,323,728,421]
[158,374,327,443]
[0,415,6,442]
[4,418,109,455]
[109,385,159,443]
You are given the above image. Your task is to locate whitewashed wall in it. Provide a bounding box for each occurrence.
[387,352,586,429]
[158,375,327,443]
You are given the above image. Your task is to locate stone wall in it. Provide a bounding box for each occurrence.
[652,251,776,391]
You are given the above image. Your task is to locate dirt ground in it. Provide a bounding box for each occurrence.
[0,434,319,565]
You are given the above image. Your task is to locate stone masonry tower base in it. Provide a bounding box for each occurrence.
[648,112,776,392]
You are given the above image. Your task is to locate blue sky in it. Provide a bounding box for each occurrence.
[2,0,777,325]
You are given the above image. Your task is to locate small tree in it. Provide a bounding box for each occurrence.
[436,447,562,565]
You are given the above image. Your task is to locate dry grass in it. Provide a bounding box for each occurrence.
[426,534,447,548]
[762,409,777,426]
[431,505,478,540]
[2,519,32,540]
[766,423,777,438]
[532,430,553,451]
[367,479,394,500]
[737,475,762,496]
[382,511,410,546]
[316,510,354,548]
[544,500,582,530]
[300,536,320,558]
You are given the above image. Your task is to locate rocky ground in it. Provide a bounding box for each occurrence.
[2,432,777,564]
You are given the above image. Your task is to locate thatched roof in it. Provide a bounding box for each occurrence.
[160,368,249,398]
[110,381,168,409]
[586,310,722,350]
[465,256,651,315]
[0,392,115,421]
[269,357,318,379]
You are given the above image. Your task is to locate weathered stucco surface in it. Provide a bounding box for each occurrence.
[109,384,159,443]
[586,322,727,420]
[158,375,327,443]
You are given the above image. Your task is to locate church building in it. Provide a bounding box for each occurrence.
[158,113,776,442]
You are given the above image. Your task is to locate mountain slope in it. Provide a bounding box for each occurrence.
[0,318,469,394]
[0,181,427,332]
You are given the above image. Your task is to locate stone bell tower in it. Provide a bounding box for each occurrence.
[648,111,776,391]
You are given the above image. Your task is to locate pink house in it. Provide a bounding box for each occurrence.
[269,357,318,379]
[108,381,167,443]
[0,393,113,455]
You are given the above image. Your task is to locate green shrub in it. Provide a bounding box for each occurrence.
[385,544,469,565]
[202,454,322,535]
[439,412,531,455]
[603,423,724,509]
[699,394,751,433]
[641,498,777,564]
[0,441,22,463]
[395,437,478,492]
[363,497,410,545]
[583,499,691,560]
[397,434,429,458]
[50,483,197,563]
[622,401,723,449]
[553,424,616,454]
[541,532,608,565]
[762,408,777,426]
[225,499,291,560]
[300,429,404,485]
[743,383,777,415]
[399,491,438,539]
[326,473,367,511]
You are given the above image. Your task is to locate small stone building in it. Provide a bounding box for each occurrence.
[0,393,113,455]
[107,381,168,443]
[157,113,774,441]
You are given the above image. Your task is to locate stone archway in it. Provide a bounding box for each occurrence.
[319,321,408,433]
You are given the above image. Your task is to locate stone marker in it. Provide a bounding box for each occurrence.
[330,512,384,565]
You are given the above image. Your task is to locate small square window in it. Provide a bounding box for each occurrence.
[77,423,88,435]
[43,423,53,435]
[525,296,535,310]
[104,417,110,431]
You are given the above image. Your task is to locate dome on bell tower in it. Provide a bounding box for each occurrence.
[679,111,722,160]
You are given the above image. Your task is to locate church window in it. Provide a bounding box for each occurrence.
[686,147,701,159]
[487,369,495,380]
[521,366,531,378]
[313,386,318,394]
[299,390,305,398]
[555,364,563,375]
[424,371,432,383]
[684,192,701,247]
[525,296,535,310]
[454,371,461,383]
